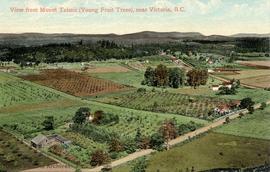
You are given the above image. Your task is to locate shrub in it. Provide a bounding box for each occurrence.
[131,157,148,172]
[260,102,267,110]
[150,133,164,151]
[90,150,110,166]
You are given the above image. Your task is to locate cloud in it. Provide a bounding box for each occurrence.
[59,0,121,7]
[181,0,222,14]
[153,0,174,7]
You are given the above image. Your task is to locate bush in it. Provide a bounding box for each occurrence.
[90,150,110,166]
[123,139,137,154]
[260,102,267,110]
[131,157,148,172]
[137,88,146,93]
[150,133,164,150]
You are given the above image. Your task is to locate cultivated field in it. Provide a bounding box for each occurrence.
[241,75,270,88]
[21,69,128,97]
[215,68,270,88]
[84,66,130,73]
[114,133,270,172]
[215,106,270,140]
[0,130,55,171]
[238,60,270,69]
[95,90,229,120]
[0,72,62,109]
[91,71,144,88]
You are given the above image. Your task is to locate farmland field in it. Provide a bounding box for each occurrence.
[21,69,129,97]
[217,69,270,80]
[0,130,55,172]
[215,68,270,88]
[241,75,270,88]
[114,133,270,172]
[0,72,63,109]
[215,106,270,140]
[238,60,270,69]
[91,71,144,88]
[95,90,229,120]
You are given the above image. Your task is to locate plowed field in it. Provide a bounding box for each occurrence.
[21,69,128,96]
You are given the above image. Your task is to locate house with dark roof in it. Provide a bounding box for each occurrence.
[31,134,49,148]
[31,134,71,148]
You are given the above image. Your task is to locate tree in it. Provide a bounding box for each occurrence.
[131,157,148,172]
[159,120,177,150]
[90,150,110,166]
[72,107,90,124]
[138,137,150,149]
[155,64,169,87]
[218,86,236,95]
[240,98,255,109]
[109,138,124,152]
[260,102,267,110]
[143,67,155,86]
[248,106,254,114]
[92,110,104,124]
[135,128,142,145]
[150,133,164,150]
[187,69,208,88]
[42,116,54,130]
[168,68,185,88]
[124,139,137,154]
[225,117,230,124]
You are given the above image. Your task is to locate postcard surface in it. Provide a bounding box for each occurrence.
[0,0,269,172]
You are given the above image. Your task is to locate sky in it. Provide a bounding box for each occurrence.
[0,0,269,35]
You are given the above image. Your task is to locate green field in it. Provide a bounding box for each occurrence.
[114,133,270,172]
[210,88,270,103]
[0,72,63,108]
[0,130,55,171]
[95,90,229,120]
[215,106,270,140]
[174,85,270,104]
[91,71,144,88]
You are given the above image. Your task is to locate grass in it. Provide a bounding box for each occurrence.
[114,132,270,172]
[91,71,144,87]
[217,69,270,80]
[210,88,270,103]
[215,106,270,140]
[0,130,55,171]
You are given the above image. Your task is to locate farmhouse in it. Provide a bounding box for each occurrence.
[212,85,220,91]
[213,68,240,73]
[214,100,240,115]
[214,104,231,114]
[31,134,49,148]
[31,134,71,148]
[212,81,232,91]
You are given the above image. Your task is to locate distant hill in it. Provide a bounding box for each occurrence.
[231,33,270,38]
[0,31,269,47]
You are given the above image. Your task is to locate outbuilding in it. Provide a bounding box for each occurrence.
[31,134,49,148]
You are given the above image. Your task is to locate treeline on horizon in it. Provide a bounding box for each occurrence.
[0,37,269,64]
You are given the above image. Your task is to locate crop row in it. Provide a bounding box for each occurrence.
[98,91,228,119]
[0,80,61,108]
